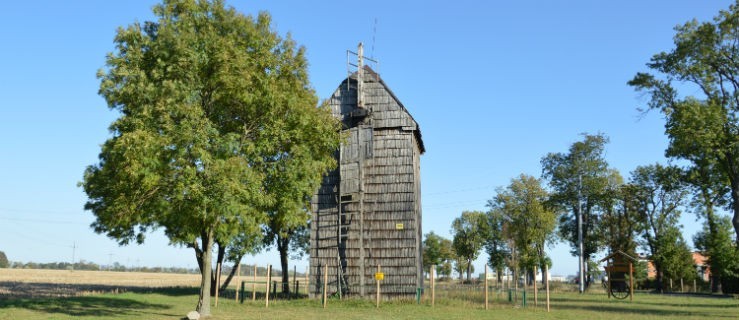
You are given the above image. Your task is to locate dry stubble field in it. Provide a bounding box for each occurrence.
[0,269,204,298]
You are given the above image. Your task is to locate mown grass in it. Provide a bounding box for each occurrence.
[1,286,737,319]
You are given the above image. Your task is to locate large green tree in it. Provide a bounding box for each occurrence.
[694,215,739,293]
[452,255,474,281]
[684,159,733,292]
[422,231,454,277]
[82,0,339,315]
[451,211,487,282]
[213,232,261,294]
[492,174,556,285]
[261,95,340,294]
[541,133,614,287]
[630,164,688,292]
[600,172,641,257]
[482,205,510,284]
[628,1,739,245]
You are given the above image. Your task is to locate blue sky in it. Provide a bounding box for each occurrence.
[0,0,734,276]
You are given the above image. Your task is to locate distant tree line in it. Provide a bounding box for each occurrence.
[2,257,305,280]
[431,1,739,295]
[0,251,8,268]
[436,132,737,293]
[4,259,199,274]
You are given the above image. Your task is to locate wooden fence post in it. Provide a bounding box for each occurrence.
[235,263,241,302]
[376,265,381,308]
[215,261,221,307]
[533,267,538,308]
[485,264,489,310]
[523,268,528,308]
[252,265,257,301]
[305,266,309,296]
[629,262,634,302]
[323,264,328,309]
[265,265,271,308]
[431,265,435,307]
[680,278,684,293]
[512,268,518,303]
[545,264,550,312]
[693,279,697,293]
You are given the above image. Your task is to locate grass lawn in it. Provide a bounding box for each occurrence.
[1,288,737,319]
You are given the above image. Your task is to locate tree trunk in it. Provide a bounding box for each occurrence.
[704,200,722,293]
[541,264,548,286]
[196,230,214,317]
[193,241,204,274]
[277,234,291,294]
[655,265,664,293]
[725,156,739,246]
[465,259,472,282]
[210,244,226,296]
[731,183,739,247]
[220,256,244,291]
[711,274,722,293]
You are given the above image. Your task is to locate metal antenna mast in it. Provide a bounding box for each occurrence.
[371,18,377,59]
[71,242,77,270]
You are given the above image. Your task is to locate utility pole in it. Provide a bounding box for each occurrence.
[71,242,77,270]
[578,173,584,294]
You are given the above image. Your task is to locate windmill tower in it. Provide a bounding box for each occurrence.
[310,43,425,298]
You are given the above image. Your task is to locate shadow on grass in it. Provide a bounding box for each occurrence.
[547,295,739,318]
[0,295,174,317]
[0,281,198,299]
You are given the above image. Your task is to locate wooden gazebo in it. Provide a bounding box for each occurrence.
[599,250,637,300]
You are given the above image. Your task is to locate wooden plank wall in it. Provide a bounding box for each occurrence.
[310,71,423,298]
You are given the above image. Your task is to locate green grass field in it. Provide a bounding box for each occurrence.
[1,287,737,319]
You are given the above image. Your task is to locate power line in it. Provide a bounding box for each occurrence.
[424,185,497,196]
[422,199,488,210]
[2,220,72,248]
[0,207,81,215]
[0,216,86,225]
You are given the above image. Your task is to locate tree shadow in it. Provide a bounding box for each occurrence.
[232,290,308,302]
[0,295,174,317]
[0,281,198,298]
[548,295,739,318]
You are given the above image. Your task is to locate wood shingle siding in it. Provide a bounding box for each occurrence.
[309,66,424,298]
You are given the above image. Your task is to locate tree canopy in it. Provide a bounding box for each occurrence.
[694,215,739,291]
[482,206,510,283]
[628,0,739,246]
[541,133,614,286]
[629,164,689,292]
[451,211,487,282]
[491,174,556,280]
[81,0,340,315]
[422,231,454,276]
